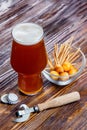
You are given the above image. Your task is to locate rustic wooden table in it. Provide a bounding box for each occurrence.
[0,0,87,130]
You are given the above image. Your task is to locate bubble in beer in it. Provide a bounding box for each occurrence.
[12,23,43,45]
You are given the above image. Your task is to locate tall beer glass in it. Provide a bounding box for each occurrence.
[11,23,47,95]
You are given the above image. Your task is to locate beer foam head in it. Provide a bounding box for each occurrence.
[12,23,43,45]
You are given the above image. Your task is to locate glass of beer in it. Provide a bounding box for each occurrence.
[10,23,47,95]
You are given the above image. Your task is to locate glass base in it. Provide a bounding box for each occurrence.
[18,87,42,95]
[18,73,43,95]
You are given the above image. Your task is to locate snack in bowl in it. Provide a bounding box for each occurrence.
[43,37,86,86]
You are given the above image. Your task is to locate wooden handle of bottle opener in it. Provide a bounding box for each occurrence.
[38,91,80,111]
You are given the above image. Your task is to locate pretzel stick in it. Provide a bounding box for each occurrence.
[53,52,57,66]
[54,44,58,65]
[63,46,72,62]
[54,44,60,65]
[60,37,74,64]
[58,44,64,60]
[60,43,68,64]
[58,44,65,63]
[48,58,54,70]
[59,43,68,64]
[69,54,80,63]
[61,43,71,64]
[55,44,59,64]
[68,48,80,62]
[65,52,74,61]
[63,45,73,62]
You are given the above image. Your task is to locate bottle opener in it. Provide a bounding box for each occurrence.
[14,91,80,122]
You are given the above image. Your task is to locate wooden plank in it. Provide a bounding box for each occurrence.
[0,0,87,130]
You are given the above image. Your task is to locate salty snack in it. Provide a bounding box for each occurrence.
[60,72,69,81]
[62,61,72,72]
[47,37,80,81]
[68,66,77,75]
[50,71,59,80]
[55,65,64,73]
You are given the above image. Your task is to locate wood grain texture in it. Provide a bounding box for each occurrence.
[0,0,87,130]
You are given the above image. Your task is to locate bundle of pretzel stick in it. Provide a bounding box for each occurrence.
[47,37,80,81]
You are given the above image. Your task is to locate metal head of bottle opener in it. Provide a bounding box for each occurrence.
[14,104,39,123]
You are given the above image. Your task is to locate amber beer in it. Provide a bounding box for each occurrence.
[11,23,47,95]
